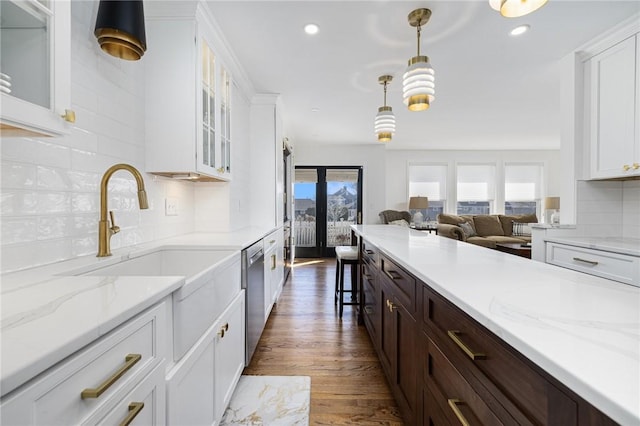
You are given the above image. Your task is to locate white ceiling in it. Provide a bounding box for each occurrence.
[208,1,640,150]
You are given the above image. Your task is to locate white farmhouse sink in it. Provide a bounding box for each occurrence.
[64,247,242,360]
[77,249,234,278]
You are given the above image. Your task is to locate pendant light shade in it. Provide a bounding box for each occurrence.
[402,9,435,112]
[94,0,147,61]
[489,0,548,18]
[374,75,396,142]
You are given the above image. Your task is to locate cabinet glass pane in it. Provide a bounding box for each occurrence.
[209,129,215,166]
[203,128,210,166]
[0,1,51,109]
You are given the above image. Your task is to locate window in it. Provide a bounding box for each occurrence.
[457,164,495,215]
[408,164,447,221]
[504,163,543,217]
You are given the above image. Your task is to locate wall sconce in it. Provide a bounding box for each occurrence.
[94,0,147,61]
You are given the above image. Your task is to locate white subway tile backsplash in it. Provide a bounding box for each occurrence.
[1,138,39,163]
[1,218,37,244]
[37,166,71,191]
[36,192,71,215]
[71,236,97,258]
[1,191,38,215]
[68,170,100,192]
[1,163,36,189]
[71,193,99,213]
[35,141,72,169]
[37,216,73,240]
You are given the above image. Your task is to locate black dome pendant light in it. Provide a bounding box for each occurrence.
[94,0,147,61]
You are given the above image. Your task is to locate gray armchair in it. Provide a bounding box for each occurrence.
[379,210,412,224]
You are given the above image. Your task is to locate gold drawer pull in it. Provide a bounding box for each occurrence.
[385,270,402,281]
[633,163,640,170]
[386,299,397,313]
[365,249,374,255]
[364,306,374,314]
[448,399,471,426]
[219,322,230,338]
[447,330,486,361]
[271,254,276,270]
[81,354,142,399]
[572,257,599,266]
[120,402,144,426]
[623,164,631,171]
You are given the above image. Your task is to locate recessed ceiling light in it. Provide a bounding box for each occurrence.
[304,23,319,35]
[311,107,320,112]
[510,24,530,36]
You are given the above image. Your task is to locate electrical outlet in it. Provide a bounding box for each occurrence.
[165,197,178,216]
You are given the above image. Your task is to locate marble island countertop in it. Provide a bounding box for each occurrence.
[0,226,274,398]
[352,225,640,425]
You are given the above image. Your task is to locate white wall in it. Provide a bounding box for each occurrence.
[294,143,386,224]
[385,149,561,216]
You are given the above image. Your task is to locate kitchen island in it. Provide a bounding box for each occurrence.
[352,225,639,425]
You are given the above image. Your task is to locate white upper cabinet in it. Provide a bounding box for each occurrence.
[0,0,71,137]
[145,3,232,181]
[587,32,640,179]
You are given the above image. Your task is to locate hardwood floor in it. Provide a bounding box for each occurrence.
[243,258,403,425]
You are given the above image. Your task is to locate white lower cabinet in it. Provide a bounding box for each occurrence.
[546,242,640,285]
[166,291,245,425]
[263,228,284,320]
[0,300,167,425]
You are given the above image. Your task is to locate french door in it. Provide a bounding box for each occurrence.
[294,166,363,258]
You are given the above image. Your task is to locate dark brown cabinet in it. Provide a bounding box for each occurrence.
[357,236,617,426]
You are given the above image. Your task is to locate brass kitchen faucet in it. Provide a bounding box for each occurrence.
[97,164,148,257]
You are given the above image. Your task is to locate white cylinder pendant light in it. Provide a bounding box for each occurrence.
[375,75,396,142]
[402,8,435,112]
[489,0,548,18]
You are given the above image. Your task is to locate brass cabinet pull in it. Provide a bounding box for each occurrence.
[447,399,471,426]
[364,306,373,314]
[447,330,486,361]
[365,249,374,255]
[119,402,144,426]
[271,254,276,270]
[385,270,402,281]
[623,164,631,171]
[386,299,397,313]
[572,257,599,266]
[218,322,229,338]
[81,354,142,399]
[217,167,225,173]
[633,163,640,170]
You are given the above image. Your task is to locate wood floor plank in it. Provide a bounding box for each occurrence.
[243,258,403,425]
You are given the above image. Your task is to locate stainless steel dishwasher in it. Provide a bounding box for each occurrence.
[241,239,265,366]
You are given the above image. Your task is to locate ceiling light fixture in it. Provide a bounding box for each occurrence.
[402,8,435,112]
[510,24,530,36]
[304,23,319,35]
[489,0,548,18]
[94,0,147,60]
[375,75,396,142]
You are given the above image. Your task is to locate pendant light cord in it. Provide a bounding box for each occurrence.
[416,24,422,56]
[383,81,388,107]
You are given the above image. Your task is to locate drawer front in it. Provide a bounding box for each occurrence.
[546,243,639,285]
[361,240,378,267]
[426,336,506,426]
[380,255,416,315]
[84,363,166,426]
[362,264,379,339]
[1,301,166,426]
[425,287,570,425]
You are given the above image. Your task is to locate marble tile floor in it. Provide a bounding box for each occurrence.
[220,375,311,425]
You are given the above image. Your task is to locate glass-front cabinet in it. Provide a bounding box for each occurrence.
[145,3,232,181]
[0,0,70,136]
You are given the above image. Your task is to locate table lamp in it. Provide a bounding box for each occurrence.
[408,196,429,226]
[544,197,560,224]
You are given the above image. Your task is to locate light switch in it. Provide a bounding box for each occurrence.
[165,197,178,216]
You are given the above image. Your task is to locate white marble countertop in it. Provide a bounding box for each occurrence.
[543,236,640,257]
[0,227,274,397]
[352,225,640,425]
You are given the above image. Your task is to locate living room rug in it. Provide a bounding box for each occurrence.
[220,375,311,425]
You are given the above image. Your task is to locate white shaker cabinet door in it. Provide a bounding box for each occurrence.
[589,34,639,179]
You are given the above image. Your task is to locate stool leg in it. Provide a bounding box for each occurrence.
[350,262,357,301]
[334,258,340,305]
[339,260,345,317]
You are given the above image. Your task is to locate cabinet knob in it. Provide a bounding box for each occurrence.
[633,163,640,170]
[61,109,76,123]
[217,167,225,173]
[623,164,631,171]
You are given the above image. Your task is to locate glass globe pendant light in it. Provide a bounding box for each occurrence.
[402,8,435,112]
[374,75,396,142]
[489,0,548,18]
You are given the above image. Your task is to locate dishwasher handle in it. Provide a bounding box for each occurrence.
[249,249,264,266]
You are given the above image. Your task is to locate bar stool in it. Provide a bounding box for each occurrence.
[334,246,359,317]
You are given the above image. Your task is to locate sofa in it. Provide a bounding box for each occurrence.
[436,213,537,249]
[379,210,412,225]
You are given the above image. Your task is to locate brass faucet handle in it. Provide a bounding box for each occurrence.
[109,211,121,234]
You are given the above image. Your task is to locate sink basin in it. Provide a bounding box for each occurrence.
[75,249,235,278]
[64,247,242,361]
